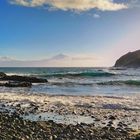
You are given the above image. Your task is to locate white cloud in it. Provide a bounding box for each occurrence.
[0,56,14,61]
[9,0,128,12]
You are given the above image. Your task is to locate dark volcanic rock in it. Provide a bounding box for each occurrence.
[0,81,32,87]
[5,81,32,87]
[0,112,138,140]
[135,134,140,140]
[115,50,140,68]
[0,73,48,83]
[108,115,116,120]
[0,72,6,78]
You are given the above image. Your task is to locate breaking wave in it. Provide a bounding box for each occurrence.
[98,80,140,86]
[41,71,115,78]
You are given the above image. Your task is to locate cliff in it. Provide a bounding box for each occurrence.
[115,50,140,67]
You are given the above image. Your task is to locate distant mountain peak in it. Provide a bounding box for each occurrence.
[51,54,69,60]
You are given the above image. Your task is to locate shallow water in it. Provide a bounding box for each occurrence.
[23,112,94,125]
[23,112,140,130]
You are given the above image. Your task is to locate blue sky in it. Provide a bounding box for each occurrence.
[0,0,140,66]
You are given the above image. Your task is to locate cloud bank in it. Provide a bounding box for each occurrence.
[0,56,14,61]
[0,54,104,67]
[9,0,128,11]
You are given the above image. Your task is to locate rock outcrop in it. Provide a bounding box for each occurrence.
[0,81,32,87]
[0,72,48,87]
[0,72,7,78]
[115,50,140,68]
[0,73,48,83]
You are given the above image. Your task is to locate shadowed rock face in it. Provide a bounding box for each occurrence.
[0,72,48,85]
[115,50,140,68]
[0,81,32,87]
[1,75,48,83]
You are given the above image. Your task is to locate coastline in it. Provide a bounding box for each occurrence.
[0,92,140,139]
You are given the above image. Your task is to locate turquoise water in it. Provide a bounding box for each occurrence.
[0,67,140,96]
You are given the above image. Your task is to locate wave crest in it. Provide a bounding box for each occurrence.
[43,71,115,78]
[98,80,140,86]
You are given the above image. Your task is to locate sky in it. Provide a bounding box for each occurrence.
[0,0,140,67]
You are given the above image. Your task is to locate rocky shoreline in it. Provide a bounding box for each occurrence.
[0,72,140,139]
[0,112,140,140]
[0,93,140,139]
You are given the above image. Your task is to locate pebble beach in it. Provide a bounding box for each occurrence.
[0,93,140,140]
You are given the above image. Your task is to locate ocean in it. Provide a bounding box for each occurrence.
[0,67,140,96]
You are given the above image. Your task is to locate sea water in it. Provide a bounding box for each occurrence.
[0,67,140,96]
